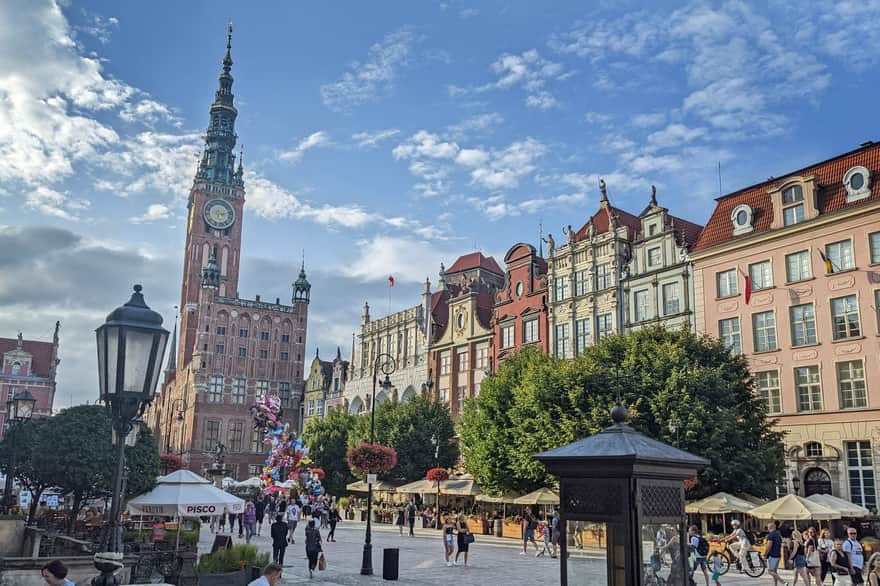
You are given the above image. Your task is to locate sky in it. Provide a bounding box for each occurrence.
[1,0,879,408]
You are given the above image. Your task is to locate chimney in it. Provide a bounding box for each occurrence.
[255,294,261,302]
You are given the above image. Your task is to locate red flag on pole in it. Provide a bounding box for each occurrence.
[742,269,752,305]
[388,275,395,287]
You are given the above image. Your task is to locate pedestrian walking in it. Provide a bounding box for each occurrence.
[520,511,539,555]
[395,505,406,536]
[255,497,266,536]
[327,505,339,542]
[320,501,329,529]
[818,528,835,584]
[829,538,853,585]
[247,563,283,586]
[270,514,288,566]
[455,512,471,566]
[304,519,322,579]
[805,527,822,584]
[286,501,300,544]
[238,511,245,539]
[537,516,552,557]
[709,550,723,586]
[243,501,257,544]
[762,522,785,586]
[791,528,808,586]
[219,508,227,532]
[407,499,417,536]
[550,509,560,558]
[228,508,236,534]
[442,515,455,566]
[688,525,710,586]
[845,528,865,585]
[41,560,75,586]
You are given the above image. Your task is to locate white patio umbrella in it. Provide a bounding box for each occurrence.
[748,494,840,521]
[128,469,245,517]
[806,494,871,518]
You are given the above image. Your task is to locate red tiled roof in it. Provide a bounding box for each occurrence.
[0,338,55,378]
[670,216,704,248]
[693,142,880,252]
[446,252,503,276]
[574,204,641,241]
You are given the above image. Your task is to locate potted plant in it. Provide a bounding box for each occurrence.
[197,544,269,586]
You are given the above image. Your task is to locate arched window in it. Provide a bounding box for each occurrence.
[805,441,823,458]
[803,467,832,496]
[11,362,21,376]
[221,246,229,276]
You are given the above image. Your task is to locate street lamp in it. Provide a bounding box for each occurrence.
[163,399,185,453]
[94,284,169,582]
[361,352,395,576]
[791,468,801,495]
[2,389,36,513]
[431,433,440,529]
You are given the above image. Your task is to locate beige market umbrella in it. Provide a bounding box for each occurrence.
[394,479,437,494]
[441,478,480,496]
[806,494,871,518]
[475,493,522,503]
[346,480,399,493]
[748,494,840,521]
[686,492,756,514]
[513,488,559,506]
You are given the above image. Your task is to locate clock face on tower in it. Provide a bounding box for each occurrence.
[203,199,235,230]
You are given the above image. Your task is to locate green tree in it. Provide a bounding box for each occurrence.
[302,407,357,496]
[348,396,459,482]
[125,425,160,498]
[0,417,55,522]
[459,327,785,499]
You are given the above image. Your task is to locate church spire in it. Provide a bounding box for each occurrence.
[166,318,178,372]
[195,23,241,188]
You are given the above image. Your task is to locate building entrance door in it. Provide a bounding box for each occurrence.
[803,467,832,496]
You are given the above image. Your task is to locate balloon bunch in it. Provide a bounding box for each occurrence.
[251,395,325,500]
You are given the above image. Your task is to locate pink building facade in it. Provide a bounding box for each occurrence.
[692,143,880,509]
[0,324,60,435]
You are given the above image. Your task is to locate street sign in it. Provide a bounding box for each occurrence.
[46,495,59,509]
[366,474,377,485]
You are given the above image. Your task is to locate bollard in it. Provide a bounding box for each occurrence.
[382,547,399,580]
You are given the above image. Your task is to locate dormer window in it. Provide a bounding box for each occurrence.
[731,204,754,235]
[782,185,805,226]
[844,166,871,202]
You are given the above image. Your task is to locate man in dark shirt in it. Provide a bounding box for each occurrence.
[255,497,266,536]
[763,522,784,586]
[270,514,289,566]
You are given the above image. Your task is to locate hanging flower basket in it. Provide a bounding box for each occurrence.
[683,476,700,491]
[426,467,449,482]
[160,453,184,474]
[346,443,397,476]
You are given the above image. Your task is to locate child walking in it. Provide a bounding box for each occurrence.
[709,550,722,586]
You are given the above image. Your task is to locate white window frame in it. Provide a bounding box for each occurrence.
[647,247,662,268]
[785,250,812,283]
[783,203,805,227]
[825,240,855,272]
[790,303,817,347]
[596,264,611,290]
[554,323,570,358]
[597,314,612,340]
[475,345,489,370]
[756,370,782,415]
[575,318,590,355]
[232,378,246,404]
[719,317,741,354]
[716,269,738,298]
[554,276,570,301]
[752,311,778,352]
[634,289,651,322]
[523,319,539,343]
[439,352,451,375]
[869,232,880,265]
[730,204,754,235]
[662,282,681,315]
[501,325,515,349]
[844,166,871,202]
[574,270,589,297]
[749,260,773,291]
[457,348,470,372]
[831,294,861,340]
[837,360,867,409]
[208,375,224,403]
[846,441,877,510]
[795,365,822,412]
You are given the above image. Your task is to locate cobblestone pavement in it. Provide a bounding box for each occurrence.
[198,521,801,585]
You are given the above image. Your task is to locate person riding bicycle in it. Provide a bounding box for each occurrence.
[724,520,751,573]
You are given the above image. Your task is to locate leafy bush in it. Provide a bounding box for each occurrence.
[198,544,269,574]
[337,497,349,510]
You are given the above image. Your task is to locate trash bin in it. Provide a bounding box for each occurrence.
[494,518,502,537]
[383,547,399,580]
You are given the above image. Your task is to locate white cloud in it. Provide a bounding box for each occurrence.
[481,49,567,108]
[129,203,172,224]
[647,123,705,149]
[445,113,503,140]
[278,131,331,163]
[119,99,180,127]
[352,128,400,149]
[75,13,119,44]
[459,8,480,19]
[631,112,667,128]
[25,186,89,220]
[392,131,459,160]
[583,111,612,126]
[320,28,417,112]
[97,131,202,198]
[342,235,461,283]
[454,148,489,167]
[469,138,546,190]
[525,91,559,110]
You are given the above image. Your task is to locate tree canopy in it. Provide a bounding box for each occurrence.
[458,327,784,499]
[302,407,357,496]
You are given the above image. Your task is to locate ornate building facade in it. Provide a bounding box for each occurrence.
[691,141,880,508]
[547,182,640,358]
[147,28,310,480]
[429,253,504,419]
[302,349,332,429]
[344,280,434,415]
[493,243,549,367]
[624,188,703,332]
[0,324,60,436]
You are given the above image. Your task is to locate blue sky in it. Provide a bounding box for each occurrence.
[1,0,879,406]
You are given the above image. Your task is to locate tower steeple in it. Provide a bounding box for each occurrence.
[293,260,311,304]
[165,319,178,372]
[201,248,221,289]
[195,22,242,187]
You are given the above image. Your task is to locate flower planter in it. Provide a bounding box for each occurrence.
[502,521,523,539]
[466,518,483,535]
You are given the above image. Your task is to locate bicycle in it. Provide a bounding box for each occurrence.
[715,542,766,577]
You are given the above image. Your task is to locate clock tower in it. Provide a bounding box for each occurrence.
[179,23,246,368]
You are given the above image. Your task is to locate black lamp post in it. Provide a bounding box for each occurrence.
[431,433,441,529]
[361,353,395,576]
[163,399,185,453]
[93,285,169,584]
[792,468,801,495]
[2,389,36,513]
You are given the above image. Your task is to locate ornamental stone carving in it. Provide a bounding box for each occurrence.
[718,300,739,313]
[829,275,855,290]
[835,343,861,356]
[751,293,773,306]
[793,349,819,361]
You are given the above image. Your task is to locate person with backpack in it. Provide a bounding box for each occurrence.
[520,511,540,555]
[830,538,854,585]
[689,525,711,586]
